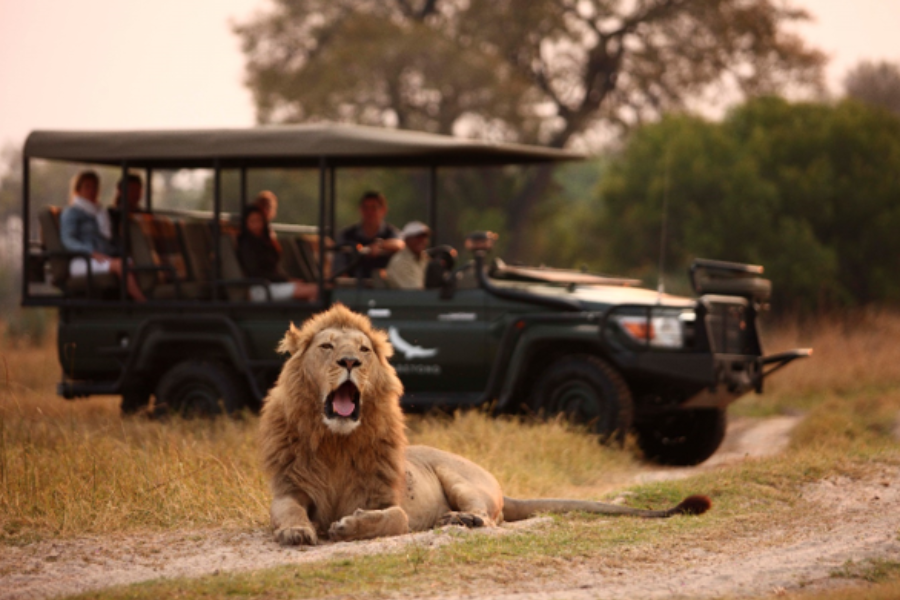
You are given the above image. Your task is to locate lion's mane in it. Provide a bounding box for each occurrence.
[259,304,407,534]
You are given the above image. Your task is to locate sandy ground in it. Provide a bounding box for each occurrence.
[3,415,899,600]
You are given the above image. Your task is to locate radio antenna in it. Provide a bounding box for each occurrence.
[656,148,671,303]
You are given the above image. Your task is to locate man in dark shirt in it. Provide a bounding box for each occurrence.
[336,191,404,278]
[108,174,144,250]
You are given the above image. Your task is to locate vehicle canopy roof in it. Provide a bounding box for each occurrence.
[23,123,583,169]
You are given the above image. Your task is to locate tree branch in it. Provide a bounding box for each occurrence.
[395,0,439,21]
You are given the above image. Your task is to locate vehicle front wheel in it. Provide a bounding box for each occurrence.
[635,408,727,466]
[153,360,246,418]
[529,355,633,444]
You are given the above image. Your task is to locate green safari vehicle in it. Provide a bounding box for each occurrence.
[20,124,810,465]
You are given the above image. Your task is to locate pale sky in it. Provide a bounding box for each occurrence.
[1,0,898,151]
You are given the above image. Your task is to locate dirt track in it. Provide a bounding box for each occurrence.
[3,416,899,600]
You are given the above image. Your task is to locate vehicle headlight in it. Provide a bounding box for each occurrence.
[610,308,695,349]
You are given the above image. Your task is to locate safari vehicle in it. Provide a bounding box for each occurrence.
[20,125,809,465]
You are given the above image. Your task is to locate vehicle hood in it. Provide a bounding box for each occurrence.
[494,280,696,310]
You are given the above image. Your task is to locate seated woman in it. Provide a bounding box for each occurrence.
[237,205,317,302]
[59,170,146,302]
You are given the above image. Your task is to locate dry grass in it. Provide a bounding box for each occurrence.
[0,321,638,544]
[738,309,900,415]
[2,309,900,546]
[408,412,641,498]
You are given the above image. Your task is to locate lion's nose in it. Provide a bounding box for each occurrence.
[337,356,361,370]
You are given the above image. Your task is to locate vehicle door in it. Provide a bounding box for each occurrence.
[353,287,490,410]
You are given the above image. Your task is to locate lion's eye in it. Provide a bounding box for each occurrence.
[360,346,371,353]
[320,343,334,350]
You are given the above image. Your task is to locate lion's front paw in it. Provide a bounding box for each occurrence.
[438,511,485,528]
[329,515,360,542]
[275,525,318,546]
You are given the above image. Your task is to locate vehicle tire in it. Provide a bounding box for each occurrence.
[120,385,151,416]
[529,355,633,444]
[153,360,246,418]
[635,408,727,466]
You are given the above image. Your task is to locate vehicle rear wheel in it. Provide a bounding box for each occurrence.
[529,355,633,444]
[153,360,245,418]
[120,385,151,415]
[635,408,726,466]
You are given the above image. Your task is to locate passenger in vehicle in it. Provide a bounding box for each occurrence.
[237,205,317,302]
[336,191,403,278]
[59,170,146,301]
[254,190,278,223]
[108,173,144,249]
[253,190,281,250]
[386,221,431,290]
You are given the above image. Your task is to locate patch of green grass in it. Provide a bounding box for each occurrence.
[831,559,900,584]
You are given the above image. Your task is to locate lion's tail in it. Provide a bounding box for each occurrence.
[501,495,711,521]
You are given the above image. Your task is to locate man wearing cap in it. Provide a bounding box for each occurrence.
[336,191,404,278]
[386,221,432,290]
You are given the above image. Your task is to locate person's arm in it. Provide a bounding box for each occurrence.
[379,237,405,254]
[59,208,96,255]
[371,225,404,256]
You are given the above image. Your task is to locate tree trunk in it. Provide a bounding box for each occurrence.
[503,163,556,262]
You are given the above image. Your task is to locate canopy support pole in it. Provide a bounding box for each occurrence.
[120,162,130,302]
[145,168,153,212]
[212,159,222,302]
[428,165,438,243]
[21,157,30,302]
[240,166,248,212]
[329,167,336,240]
[318,157,328,304]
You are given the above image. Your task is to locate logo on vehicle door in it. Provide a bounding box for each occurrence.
[388,327,438,360]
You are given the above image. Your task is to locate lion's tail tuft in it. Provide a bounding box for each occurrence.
[672,495,712,516]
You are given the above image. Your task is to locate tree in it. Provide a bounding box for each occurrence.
[844,60,900,116]
[594,97,900,311]
[235,0,825,259]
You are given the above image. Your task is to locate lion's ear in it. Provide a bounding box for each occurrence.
[277,323,304,355]
[368,327,394,363]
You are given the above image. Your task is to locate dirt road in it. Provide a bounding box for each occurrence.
[3,416,899,600]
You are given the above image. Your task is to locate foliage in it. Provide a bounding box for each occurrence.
[844,60,900,116]
[234,0,825,258]
[235,0,823,145]
[593,97,900,311]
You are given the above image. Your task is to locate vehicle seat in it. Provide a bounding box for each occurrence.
[178,220,214,283]
[128,215,204,300]
[38,206,118,297]
[276,233,315,282]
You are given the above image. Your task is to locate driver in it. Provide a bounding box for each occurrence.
[386,221,431,290]
[336,191,403,278]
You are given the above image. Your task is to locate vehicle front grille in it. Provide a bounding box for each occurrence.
[705,301,755,355]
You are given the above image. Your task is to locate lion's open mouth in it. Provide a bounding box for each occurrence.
[325,381,360,421]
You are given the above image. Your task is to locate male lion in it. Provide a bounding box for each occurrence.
[260,304,710,546]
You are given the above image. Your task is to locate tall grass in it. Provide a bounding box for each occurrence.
[2,310,899,544]
[0,321,637,543]
[741,309,900,414]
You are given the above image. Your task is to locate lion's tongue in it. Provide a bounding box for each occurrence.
[332,384,356,417]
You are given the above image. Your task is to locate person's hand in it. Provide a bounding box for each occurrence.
[369,239,384,257]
